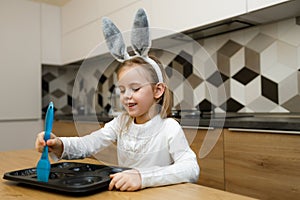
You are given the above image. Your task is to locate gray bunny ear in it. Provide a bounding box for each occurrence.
[131,8,150,56]
[102,17,129,61]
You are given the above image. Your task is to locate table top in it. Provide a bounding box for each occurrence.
[0,149,257,200]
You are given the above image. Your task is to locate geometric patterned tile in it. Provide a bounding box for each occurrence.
[173,83,184,107]
[246,33,275,53]
[230,47,245,76]
[193,83,205,107]
[230,79,246,105]
[270,106,289,113]
[51,89,65,98]
[94,69,102,79]
[232,67,259,85]
[218,40,243,57]
[278,72,298,104]
[60,105,72,114]
[217,40,243,77]
[245,47,260,74]
[196,99,215,112]
[187,73,203,89]
[42,79,49,93]
[261,76,278,104]
[97,93,103,107]
[259,42,276,74]
[279,25,300,46]
[169,50,193,78]
[79,79,84,91]
[263,62,295,83]
[99,74,107,84]
[277,40,298,68]
[281,95,300,112]
[206,71,229,87]
[296,16,300,25]
[220,98,244,112]
[206,79,229,107]
[42,72,56,82]
[41,17,300,114]
[247,96,277,112]
[182,81,195,109]
[67,95,73,107]
[245,75,261,105]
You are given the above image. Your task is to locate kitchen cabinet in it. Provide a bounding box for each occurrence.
[0,0,43,151]
[224,128,300,200]
[0,0,41,120]
[148,0,246,37]
[61,0,139,64]
[183,128,225,190]
[61,0,137,35]
[52,120,103,137]
[247,0,290,12]
[41,3,61,65]
[61,0,247,64]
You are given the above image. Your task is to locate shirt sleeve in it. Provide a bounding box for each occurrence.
[58,117,119,160]
[137,120,200,188]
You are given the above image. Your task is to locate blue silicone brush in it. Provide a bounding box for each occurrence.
[37,101,54,182]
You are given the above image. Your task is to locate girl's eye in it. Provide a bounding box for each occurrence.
[132,87,141,92]
[118,87,125,94]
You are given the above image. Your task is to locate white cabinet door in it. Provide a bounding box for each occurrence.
[41,3,62,65]
[62,0,100,35]
[0,0,41,120]
[62,20,102,64]
[247,0,290,12]
[149,0,246,36]
[62,0,137,34]
[61,0,138,63]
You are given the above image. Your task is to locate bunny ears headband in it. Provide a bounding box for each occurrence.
[102,8,163,83]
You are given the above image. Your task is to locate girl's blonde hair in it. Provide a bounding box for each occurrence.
[117,55,172,119]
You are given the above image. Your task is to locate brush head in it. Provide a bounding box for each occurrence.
[36,158,51,182]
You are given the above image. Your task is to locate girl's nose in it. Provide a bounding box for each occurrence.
[123,89,133,98]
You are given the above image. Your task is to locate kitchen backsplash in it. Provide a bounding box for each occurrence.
[42,17,300,115]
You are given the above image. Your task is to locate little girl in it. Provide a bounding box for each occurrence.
[36,9,199,192]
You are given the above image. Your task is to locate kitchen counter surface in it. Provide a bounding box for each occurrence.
[1,149,257,200]
[54,113,300,132]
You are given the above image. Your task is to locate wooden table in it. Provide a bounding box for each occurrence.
[0,149,257,200]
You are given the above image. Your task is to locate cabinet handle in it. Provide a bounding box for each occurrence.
[228,128,300,134]
[182,126,214,130]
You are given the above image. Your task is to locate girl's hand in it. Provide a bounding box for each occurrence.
[35,131,63,158]
[109,169,142,191]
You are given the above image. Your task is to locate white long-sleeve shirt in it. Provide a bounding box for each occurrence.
[58,114,200,188]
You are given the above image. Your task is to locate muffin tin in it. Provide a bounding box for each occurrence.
[3,162,129,194]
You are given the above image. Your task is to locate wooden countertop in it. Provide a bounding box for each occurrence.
[0,149,257,200]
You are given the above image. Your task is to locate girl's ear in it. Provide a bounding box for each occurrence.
[154,83,166,99]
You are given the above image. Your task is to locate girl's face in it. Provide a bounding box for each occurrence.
[117,65,160,124]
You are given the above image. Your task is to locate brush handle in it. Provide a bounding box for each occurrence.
[44,102,54,141]
[41,146,49,159]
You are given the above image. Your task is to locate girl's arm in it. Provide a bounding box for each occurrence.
[54,117,120,160]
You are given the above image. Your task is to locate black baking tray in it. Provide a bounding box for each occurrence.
[3,162,130,194]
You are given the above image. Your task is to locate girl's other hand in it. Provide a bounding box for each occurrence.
[109,169,142,191]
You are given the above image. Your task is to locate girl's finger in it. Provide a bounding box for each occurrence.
[46,138,56,146]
